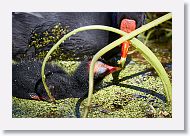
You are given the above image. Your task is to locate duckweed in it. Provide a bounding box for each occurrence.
[12,57,172,118]
[29,23,71,60]
[12,14,172,118]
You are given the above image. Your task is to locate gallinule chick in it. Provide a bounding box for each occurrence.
[12,59,121,101]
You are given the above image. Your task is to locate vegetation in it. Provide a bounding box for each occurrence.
[12,13,172,118]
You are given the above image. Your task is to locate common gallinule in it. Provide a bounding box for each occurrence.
[12,59,121,101]
[12,12,145,64]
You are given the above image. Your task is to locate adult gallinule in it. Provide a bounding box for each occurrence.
[103,12,145,66]
[12,59,121,101]
[12,12,145,63]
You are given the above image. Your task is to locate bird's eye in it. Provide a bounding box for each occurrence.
[96,67,107,75]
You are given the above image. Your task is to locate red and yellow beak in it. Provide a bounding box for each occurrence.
[119,19,136,68]
[93,61,121,78]
[104,63,121,74]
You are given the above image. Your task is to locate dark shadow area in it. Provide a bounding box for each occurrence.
[117,83,166,102]
[117,62,171,83]
[75,63,171,117]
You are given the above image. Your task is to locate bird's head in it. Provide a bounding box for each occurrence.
[89,60,121,80]
[73,59,121,88]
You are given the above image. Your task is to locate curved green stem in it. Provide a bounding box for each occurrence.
[41,25,140,102]
[144,29,155,45]
[130,38,172,101]
[83,13,172,117]
[41,13,172,117]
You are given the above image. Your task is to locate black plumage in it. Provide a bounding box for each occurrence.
[12,59,120,101]
[12,12,146,62]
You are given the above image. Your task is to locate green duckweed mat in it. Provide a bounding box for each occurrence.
[12,55,172,118]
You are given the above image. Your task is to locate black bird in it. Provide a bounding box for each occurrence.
[12,59,121,101]
[12,12,146,63]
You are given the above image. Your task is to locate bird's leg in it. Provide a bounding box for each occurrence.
[111,69,121,83]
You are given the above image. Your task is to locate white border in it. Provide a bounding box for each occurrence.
[0,0,184,130]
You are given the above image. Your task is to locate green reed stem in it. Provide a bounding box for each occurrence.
[40,13,172,117]
[83,13,172,117]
